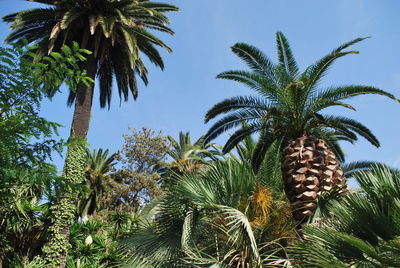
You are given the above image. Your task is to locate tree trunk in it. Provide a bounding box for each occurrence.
[41,54,96,268]
[281,135,347,230]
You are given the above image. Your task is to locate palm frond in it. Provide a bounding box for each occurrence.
[204,110,263,144]
[275,32,299,79]
[223,122,263,153]
[218,205,261,265]
[230,43,278,85]
[205,95,270,123]
[342,161,390,178]
[256,138,284,195]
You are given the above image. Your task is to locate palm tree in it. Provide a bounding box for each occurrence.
[4,0,178,136]
[291,165,400,267]
[3,1,178,266]
[166,131,218,175]
[204,32,397,225]
[78,148,116,222]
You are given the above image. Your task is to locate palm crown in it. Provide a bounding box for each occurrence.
[166,132,218,174]
[3,0,178,108]
[204,32,397,168]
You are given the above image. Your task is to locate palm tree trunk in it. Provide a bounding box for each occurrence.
[41,54,96,268]
[281,135,346,231]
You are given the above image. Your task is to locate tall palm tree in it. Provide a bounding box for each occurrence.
[78,148,116,222]
[204,32,397,226]
[3,1,178,266]
[4,0,178,136]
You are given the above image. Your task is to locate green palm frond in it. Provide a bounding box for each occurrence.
[256,138,284,195]
[319,115,380,147]
[310,85,398,107]
[301,37,368,90]
[342,161,391,178]
[353,166,400,207]
[205,96,270,123]
[235,128,256,163]
[230,43,278,85]
[123,229,183,267]
[205,110,264,144]
[166,131,218,176]
[223,122,264,153]
[276,31,299,79]
[176,159,256,208]
[78,148,116,218]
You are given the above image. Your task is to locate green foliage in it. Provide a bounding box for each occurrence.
[78,148,117,220]
[2,12,398,268]
[291,165,400,267]
[123,158,296,267]
[166,131,220,176]
[4,2,178,265]
[67,219,127,267]
[0,42,90,267]
[0,41,91,168]
[204,32,397,170]
[0,174,54,267]
[107,210,140,238]
[341,161,392,178]
[234,133,284,196]
[41,142,88,267]
[0,41,93,267]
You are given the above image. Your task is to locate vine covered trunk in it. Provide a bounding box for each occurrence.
[281,135,347,229]
[41,54,96,268]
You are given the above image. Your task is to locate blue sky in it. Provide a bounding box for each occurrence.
[1,0,400,173]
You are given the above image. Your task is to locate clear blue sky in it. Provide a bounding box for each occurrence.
[1,0,400,174]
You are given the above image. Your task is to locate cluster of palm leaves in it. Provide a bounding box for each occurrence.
[204,33,395,163]
[291,165,400,267]
[166,132,220,175]
[3,0,178,108]
[123,157,296,267]
[78,149,116,221]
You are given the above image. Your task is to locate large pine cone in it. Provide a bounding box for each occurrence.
[281,135,347,223]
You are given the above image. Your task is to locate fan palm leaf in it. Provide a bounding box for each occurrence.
[291,165,400,266]
[123,158,296,267]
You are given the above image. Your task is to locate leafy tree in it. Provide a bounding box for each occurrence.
[110,127,170,210]
[0,43,90,267]
[204,32,397,225]
[291,165,400,267]
[3,1,178,265]
[0,42,90,169]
